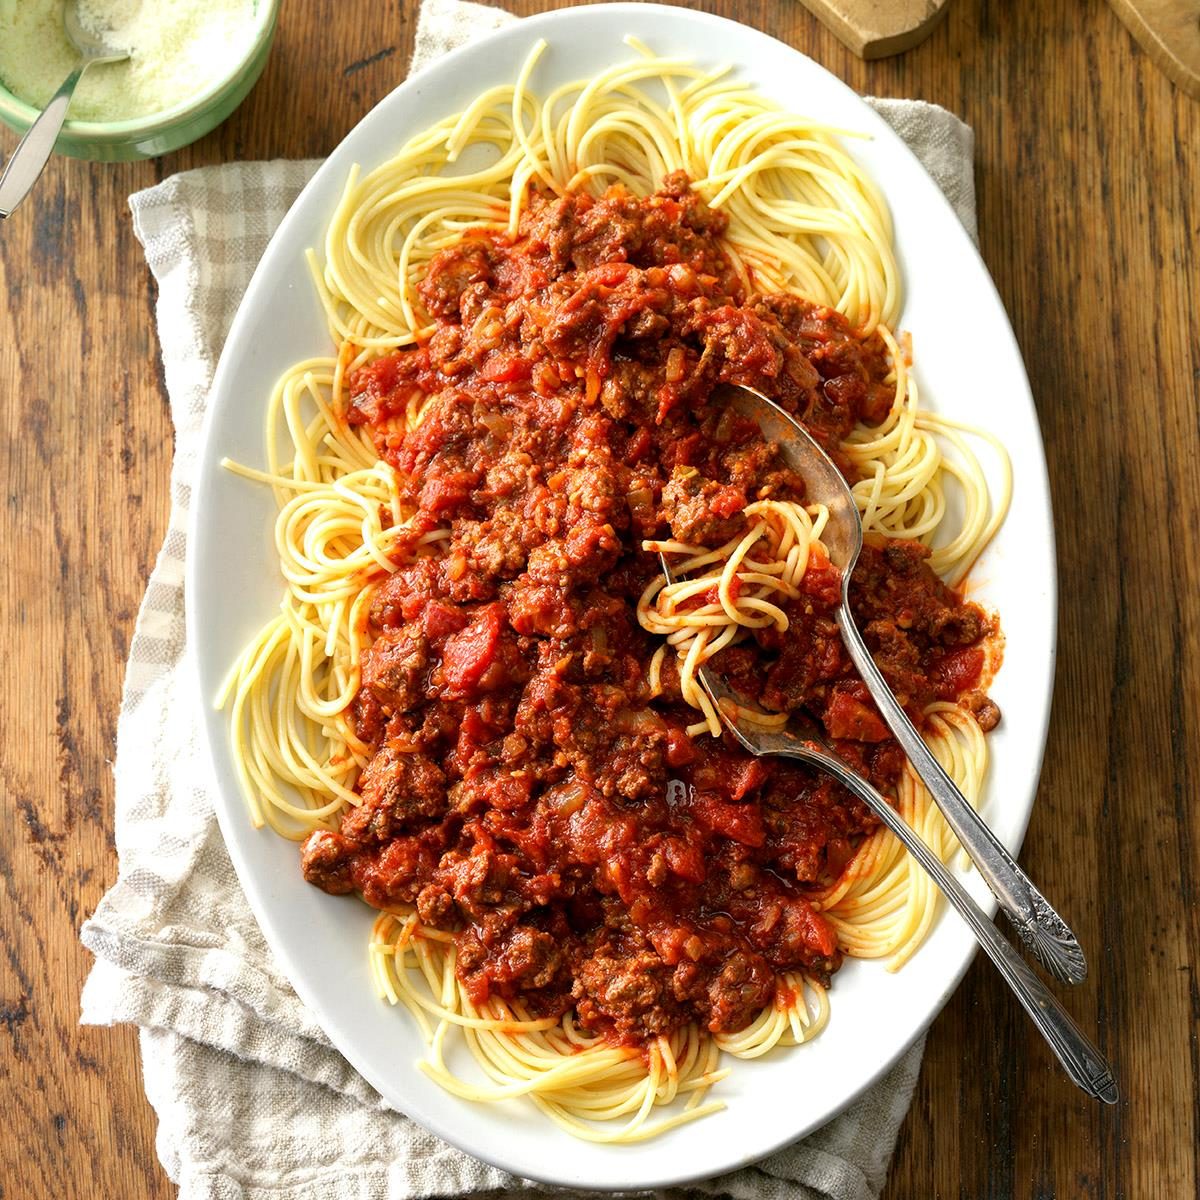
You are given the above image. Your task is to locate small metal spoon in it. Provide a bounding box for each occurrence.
[0,4,130,219]
[663,629,1117,1104]
[703,383,1088,986]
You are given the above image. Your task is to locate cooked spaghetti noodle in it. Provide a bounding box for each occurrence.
[219,40,1010,1142]
[639,499,832,737]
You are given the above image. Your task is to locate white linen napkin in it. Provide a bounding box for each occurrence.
[80,2,978,1196]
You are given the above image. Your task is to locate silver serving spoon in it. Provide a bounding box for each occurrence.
[0,4,130,219]
[698,382,1088,986]
[662,624,1117,1104]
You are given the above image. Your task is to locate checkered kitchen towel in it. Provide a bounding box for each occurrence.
[79,1,978,1196]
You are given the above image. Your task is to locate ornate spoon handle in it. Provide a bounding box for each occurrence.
[719,383,1088,987]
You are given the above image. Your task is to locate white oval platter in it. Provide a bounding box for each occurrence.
[188,4,1057,1189]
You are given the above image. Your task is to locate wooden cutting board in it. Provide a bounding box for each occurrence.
[1108,0,1200,98]
[796,0,953,59]
[803,0,1200,101]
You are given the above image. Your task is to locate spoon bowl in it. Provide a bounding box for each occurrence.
[63,4,133,64]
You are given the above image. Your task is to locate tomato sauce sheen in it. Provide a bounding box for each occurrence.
[298,174,999,1044]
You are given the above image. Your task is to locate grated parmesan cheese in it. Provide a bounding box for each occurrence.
[0,0,258,122]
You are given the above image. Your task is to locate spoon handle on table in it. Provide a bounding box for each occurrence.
[835,607,1089,986]
[785,743,1117,1105]
[0,60,86,219]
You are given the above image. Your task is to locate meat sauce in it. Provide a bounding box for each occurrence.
[299,174,999,1045]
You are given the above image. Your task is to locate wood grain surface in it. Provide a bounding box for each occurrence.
[1,1,1196,1196]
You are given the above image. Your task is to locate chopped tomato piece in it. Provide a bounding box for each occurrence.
[689,792,765,847]
[664,836,706,882]
[824,688,890,742]
[422,600,467,642]
[664,726,698,767]
[797,904,839,959]
[481,353,531,383]
[709,485,745,519]
[931,646,985,699]
[441,604,504,692]
[419,467,478,515]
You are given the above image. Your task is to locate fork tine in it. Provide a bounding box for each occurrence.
[656,550,762,755]
[696,666,762,756]
[655,549,681,586]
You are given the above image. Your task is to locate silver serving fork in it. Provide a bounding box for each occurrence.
[660,553,1116,1104]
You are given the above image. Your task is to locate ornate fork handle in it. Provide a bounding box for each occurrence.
[837,609,1088,985]
[656,547,1109,1100]
[782,740,1116,1104]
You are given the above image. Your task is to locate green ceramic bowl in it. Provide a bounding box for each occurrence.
[0,0,280,162]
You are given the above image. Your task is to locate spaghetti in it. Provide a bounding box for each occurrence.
[219,40,1010,1142]
[640,499,832,737]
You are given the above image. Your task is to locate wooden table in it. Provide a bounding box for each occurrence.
[2,1,1196,1194]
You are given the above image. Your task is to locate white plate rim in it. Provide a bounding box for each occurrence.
[186,4,1058,1189]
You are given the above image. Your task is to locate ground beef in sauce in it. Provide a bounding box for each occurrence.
[298,175,1000,1045]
